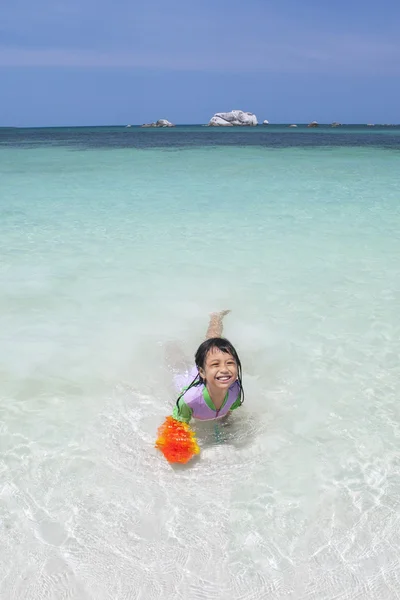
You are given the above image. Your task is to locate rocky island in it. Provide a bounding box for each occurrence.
[208,110,258,126]
[141,119,175,128]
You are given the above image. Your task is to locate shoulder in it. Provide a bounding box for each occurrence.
[180,383,204,407]
[229,380,241,396]
[173,367,199,392]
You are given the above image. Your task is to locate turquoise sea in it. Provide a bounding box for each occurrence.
[1,125,400,599]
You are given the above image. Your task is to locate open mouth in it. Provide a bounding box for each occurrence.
[216,375,232,382]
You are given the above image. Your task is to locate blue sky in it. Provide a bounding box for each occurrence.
[1,0,399,126]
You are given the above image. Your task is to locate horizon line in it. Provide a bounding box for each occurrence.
[2,122,398,129]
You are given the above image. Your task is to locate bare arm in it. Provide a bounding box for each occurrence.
[205,310,231,339]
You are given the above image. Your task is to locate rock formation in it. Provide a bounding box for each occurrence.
[156,119,174,127]
[141,119,175,128]
[208,110,258,126]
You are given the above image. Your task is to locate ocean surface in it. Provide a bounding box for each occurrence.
[1,125,400,599]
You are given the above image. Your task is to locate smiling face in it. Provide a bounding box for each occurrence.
[198,347,238,391]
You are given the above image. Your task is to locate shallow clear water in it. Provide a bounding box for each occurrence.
[1,127,400,599]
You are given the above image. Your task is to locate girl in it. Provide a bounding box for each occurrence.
[172,310,244,424]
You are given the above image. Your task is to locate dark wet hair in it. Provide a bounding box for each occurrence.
[176,337,244,407]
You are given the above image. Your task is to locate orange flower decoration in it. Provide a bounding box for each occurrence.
[155,417,200,464]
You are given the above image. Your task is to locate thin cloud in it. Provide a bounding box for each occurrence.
[1,0,399,75]
[0,33,399,75]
